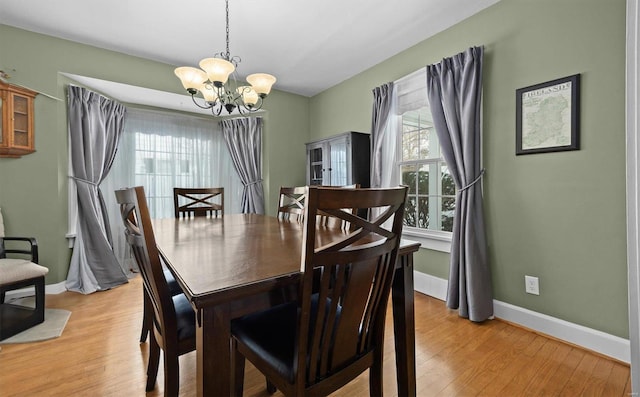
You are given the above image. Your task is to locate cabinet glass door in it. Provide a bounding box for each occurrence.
[329,140,347,185]
[309,147,324,185]
[12,95,29,147]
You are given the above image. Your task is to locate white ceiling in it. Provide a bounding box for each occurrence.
[1,0,499,98]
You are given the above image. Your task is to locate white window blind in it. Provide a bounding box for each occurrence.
[395,68,428,115]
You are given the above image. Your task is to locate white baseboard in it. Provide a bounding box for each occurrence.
[413,271,448,301]
[46,281,68,294]
[493,300,631,363]
[4,280,67,300]
[413,272,631,364]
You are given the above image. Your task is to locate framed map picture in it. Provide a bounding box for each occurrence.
[516,74,580,155]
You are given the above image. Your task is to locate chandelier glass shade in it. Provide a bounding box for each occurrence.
[174,0,276,116]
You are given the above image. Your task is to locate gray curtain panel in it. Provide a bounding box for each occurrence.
[66,85,128,294]
[221,117,265,214]
[426,46,493,322]
[370,82,394,188]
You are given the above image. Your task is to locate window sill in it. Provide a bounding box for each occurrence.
[402,229,452,253]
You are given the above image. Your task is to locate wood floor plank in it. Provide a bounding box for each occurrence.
[0,276,630,396]
[604,362,632,396]
[559,352,600,396]
[478,334,547,396]
[434,321,524,395]
[521,340,573,396]
[498,337,558,395]
[582,358,614,396]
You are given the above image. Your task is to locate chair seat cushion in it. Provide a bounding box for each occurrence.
[173,293,196,341]
[231,294,338,383]
[0,259,48,285]
[232,300,298,381]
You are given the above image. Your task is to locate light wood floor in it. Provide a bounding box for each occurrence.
[0,276,631,396]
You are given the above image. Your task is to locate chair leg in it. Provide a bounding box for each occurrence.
[164,349,180,397]
[146,333,160,392]
[369,348,384,397]
[233,339,246,397]
[140,289,152,343]
[34,276,45,325]
[266,379,277,394]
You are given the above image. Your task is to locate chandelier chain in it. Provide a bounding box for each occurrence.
[225,0,230,59]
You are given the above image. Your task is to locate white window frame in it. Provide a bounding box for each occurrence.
[392,69,453,253]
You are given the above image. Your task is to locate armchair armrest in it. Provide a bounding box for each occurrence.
[0,237,39,263]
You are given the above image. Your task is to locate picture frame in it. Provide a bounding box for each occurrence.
[516,74,580,155]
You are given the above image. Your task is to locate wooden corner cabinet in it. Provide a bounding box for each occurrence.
[306,131,371,187]
[0,82,37,158]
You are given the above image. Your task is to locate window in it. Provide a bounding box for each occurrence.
[100,108,243,269]
[398,107,455,233]
[391,69,455,252]
[103,108,243,220]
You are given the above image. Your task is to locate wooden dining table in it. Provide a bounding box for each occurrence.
[153,214,420,397]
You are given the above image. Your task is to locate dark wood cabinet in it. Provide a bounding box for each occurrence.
[0,82,37,158]
[306,131,371,187]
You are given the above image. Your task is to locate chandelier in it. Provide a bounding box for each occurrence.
[174,0,276,116]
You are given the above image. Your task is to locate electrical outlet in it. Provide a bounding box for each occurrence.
[525,275,540,295]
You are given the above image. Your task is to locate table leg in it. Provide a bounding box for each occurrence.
[197,305,231,397]
[392,253,416,397]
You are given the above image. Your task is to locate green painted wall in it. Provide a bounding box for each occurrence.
[0,25,309,285]
[259,90,309,214]
[308,0,628,338]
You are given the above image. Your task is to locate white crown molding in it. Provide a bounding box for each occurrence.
[60,73,264,117]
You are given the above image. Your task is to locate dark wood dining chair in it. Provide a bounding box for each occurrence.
[173,187,224,218]
[115,186,195,396]
[231,185,408,396]
[276,186,306,222]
